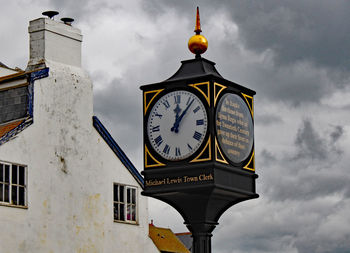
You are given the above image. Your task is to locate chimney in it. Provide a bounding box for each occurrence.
[27,16,82,69]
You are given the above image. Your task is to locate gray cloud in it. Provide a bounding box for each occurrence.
[230,1,350,70]
[261,119,348,202]
[295,119,328,160]
[93,75,143,169]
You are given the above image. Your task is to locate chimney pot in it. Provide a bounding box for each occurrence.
[61,17,74,26]
[42,11,59,20]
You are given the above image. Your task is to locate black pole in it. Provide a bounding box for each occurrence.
[187,222,217,253]
[193,232,212,253]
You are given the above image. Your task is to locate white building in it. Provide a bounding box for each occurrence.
[0,16,158,253]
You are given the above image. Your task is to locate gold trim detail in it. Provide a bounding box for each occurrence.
[189,81,210,106]
[214,82,227,107]
[215,137,228,164]
[243,151,255,171]
[241,93,254,117]
[190,136,211,163]
[144,89,164,115]
[145,145,165,168]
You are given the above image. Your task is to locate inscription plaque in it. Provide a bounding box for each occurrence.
[216,93,254,164]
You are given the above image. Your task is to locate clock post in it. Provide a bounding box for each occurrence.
[141,7,258,253]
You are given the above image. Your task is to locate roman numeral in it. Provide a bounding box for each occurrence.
[196,119,204,125]
[174,95,181,104]
[152,125,160,132]
[187,143,192,150]
[154,135,163,147]
[163,100,170,109]
[193,106,200,113]
[186,97,194,105]
[175,147,181,157]
[163,144,170,155]
[193,131,202,141]
[155,113,162,119]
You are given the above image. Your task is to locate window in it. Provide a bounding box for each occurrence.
[113,184,137,223]
[0,161,27,207]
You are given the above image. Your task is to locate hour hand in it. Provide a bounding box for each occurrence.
[171,99,194,133]
[171,104,181,133]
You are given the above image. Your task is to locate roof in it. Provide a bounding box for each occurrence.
[149,224,190,253]
[165,57,222,82]
[175,232,193,252]
[0,119,25,139]
[0,68,48,146]
[92,116,144,188]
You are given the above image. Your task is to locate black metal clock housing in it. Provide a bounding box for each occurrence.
[140,56,259,251]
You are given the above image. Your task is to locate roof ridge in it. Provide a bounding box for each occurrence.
[92,116,144,188]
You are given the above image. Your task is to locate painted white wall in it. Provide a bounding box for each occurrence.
[0,17,158,253]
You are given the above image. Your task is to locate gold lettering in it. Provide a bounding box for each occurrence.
[222,138,234,146]
[228,149,240,156]
[238,128,250,136]
[199,173,214,181]
[227,115,236,125]
[237,142,246,150]
[183,176,199,183]
[218,112,227,120]
[145,179,166,186]
[166,177,183,184]
[229,101,240,108]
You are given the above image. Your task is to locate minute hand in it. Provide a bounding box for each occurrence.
[171,99,194,133]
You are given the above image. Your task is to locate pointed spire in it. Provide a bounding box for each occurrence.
[188,7,208,58]
[194,7,202,34]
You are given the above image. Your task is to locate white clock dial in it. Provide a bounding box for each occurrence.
[147,90,208,161]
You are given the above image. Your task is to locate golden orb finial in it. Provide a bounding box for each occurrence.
[188,7,208,57]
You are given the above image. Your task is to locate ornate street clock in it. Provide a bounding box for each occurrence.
[141,8,258,253]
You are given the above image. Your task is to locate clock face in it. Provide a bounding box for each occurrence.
[147,90,208,161]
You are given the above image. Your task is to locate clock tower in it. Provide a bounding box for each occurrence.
[141,8,258,253]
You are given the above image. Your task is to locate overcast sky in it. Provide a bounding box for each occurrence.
[2,1,350,252]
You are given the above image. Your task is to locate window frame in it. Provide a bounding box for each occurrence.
[0,160,27,209]
[113,183,138,225]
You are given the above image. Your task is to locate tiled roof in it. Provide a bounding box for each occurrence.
[0,119,25,139]
[175,232,193,252]
[149,224,190,253]
[92,116,144,187]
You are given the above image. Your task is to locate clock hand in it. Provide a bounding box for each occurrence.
[171,99,194,133]
[173,104,181,121]
[171,104,181,133]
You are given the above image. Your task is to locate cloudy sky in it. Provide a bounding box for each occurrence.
[2,0,350,252]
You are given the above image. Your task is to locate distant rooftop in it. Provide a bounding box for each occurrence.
[149,223,190,253]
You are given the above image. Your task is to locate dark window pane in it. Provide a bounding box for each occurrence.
[12,186,18,205]
[0,164,3,182]
[12,165,18,184]
[4,185,9,202]
[132,189,136,204]
[127,188,131,203]
[18,187,25,206]
[0,184,3,202]
[114,203,119,220]
[19,166,25,185]
[5,165,9,183]
[114,184,119,202]
[120,204,125,220]
[120,186,124,202]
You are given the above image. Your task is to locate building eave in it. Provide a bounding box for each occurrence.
[92,116,144,188]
